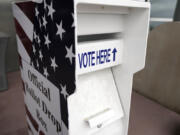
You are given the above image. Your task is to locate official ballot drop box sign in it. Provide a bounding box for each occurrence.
[12,0,150,135]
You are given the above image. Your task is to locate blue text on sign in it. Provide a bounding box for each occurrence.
[78,48,117,69]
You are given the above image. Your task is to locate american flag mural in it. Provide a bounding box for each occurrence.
[13,0,75,135]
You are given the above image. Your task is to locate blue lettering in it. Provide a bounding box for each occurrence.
[112,48,117,62]
[92,51,95,66]
[100,50,104,64]
[83,53,88,68]
[88,52,92,67]
[79,48,115,69]
[78,53,83,68]
[96,50,101,65]
[107,48,111,62]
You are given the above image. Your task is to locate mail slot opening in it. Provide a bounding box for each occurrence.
[78,33,122,43]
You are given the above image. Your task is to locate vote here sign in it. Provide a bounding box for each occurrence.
[76,39,123,74]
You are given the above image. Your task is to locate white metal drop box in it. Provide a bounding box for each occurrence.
[12,0,150,135]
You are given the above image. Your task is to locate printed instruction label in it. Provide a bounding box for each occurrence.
[77,39,123,74]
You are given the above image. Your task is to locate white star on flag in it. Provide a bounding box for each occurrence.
[35,7,39,17]
[37,35,40,44]
[31,62,34,68]
[42,15,47,29]
[56,21,65,40]
[32,45,36,54]
[39,50,43,61]
[51,57,58,71]
[39,18,42,29]
[48,2,55,20]
[60,84,69,99]
[43,67,49,78]
[65,45,75,64]
[34,31,37,40]
[71,13,75,27]
[44,0,48,10]
[44,34,51,49]
[16,0,76,132]
[36,60,39,69]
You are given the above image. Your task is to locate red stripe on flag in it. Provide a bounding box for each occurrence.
[14,18,32,57]
[27,123,33,133]
[16,2,35,23]
[21,80,26,94]
[18,54,23,68]
[25,105,39,132]
[39,130,45,135]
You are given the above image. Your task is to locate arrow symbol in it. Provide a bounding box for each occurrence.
[112,48,117,62]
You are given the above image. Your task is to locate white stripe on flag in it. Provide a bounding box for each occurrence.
[26,116,38,135]
[12,4,33,41]
[16,34,31,64]
[19,67,24,82]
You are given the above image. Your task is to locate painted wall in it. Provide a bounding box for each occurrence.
[133,22,180,114]
[150,0,177,28]
[0,0,20,72]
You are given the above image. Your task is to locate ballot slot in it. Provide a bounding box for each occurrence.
[78,33,122,43]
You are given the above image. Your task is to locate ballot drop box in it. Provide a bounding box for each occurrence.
[12,0,150,135]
